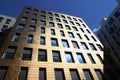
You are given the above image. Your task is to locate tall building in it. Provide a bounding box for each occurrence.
[0,7,104,80]
[95,2,120,80]
[0,14,16,47]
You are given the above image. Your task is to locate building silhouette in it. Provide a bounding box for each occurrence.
[0,7,104,80]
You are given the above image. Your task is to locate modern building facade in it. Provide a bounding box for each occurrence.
[0,7,104,80]
[95,1,120,80]
[0,14,16,47]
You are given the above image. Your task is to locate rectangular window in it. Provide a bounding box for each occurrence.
[49,22,54,27]
[63,20,67,24]
[84,35,90,40]
[22,48,32,60]
[1,25,8,31]
[39,68,46,80]
[70,21,74,25]
[2,46,17,59]
[21,17,27,22]
[96,54,103,64]
[83,69,93,80]
[41,15,46,20]
[51,29,55,35]
[81,42,89,50]
[58,24,63,28]
[72,41,79,49]
[65,25,71,30]
[54,69,65,80]
[95,69,103,80]
[29,25,35,32]
[82,24,86,28]
[40,21,46,26]
[67,17,72,20]
[86,29,91,34]
[51,38,58,46]
[70,69,80,80]
[65,52,74,63]
[77,53,86,63]
[0,17,3,22]
[41,27,45,34]
[56,18,61,22]
[6,19,11,24]
[27,35,33,43]
[0,66,8,80]
[19,67,28,80]
[76,23,80,26]
[114,11,120,18]
[108,17,114,25]
[60,30,65,36]
[52,51,61,62]
[62,40,69,48]
[87,53,95,63]
[68,32,74,38]
[49,17,53,21]
[40,36,45,45]
[80,28,84,33]
[16,24,25,31]
[73,18,77,21]
[89,43,97,50]
[33,14,37,18]
[30,19,37,24]
[41,11,46,15]
[61,15,65,19]
[91,36,97,41]
[55,14,59,17]
[48,12,53,16]
[38,49,47,61]
[96,44,103,51]
[77,33,82,39]
[12,33,20,42]
[73,27,78,31]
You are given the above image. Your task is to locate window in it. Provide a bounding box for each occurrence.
[84,35,90,40]
[49,17,53,21]
[41,11,46,15]
[16,24,25,31]
[29,25,35,32]
[70,21,74,25]
[61,15,65,19]
[49,22,54,27]
[86,29,91,34]
[48,12,52,16]
[77,53,86,63]
[2,46,17,59]
[34,9,39,12]
[12,33,20,42]
[65,52,74,63]
[67,17,72,20]
[87,54,95,63]
[40,36,45,45]
[95,69,103,80]
[77,33,82,39]
[108,27,114,33]
[96,54,103,64]
[21,17,27,22]
[89,43,97,50]
[0,66,8,80]
[76,23,80,26]
[114,11,120,18]
[0,17,3,22]
[27,35,33,43]
[38,49,47,61]
[63,20,67,24]
[30,19,37,24]
[65,25,71,30]
[24,12,29,16]
[70,69,80,80]
[83,69,93,80]
[58,24,63,28]
[33,14,37,18]
[91,36,97,41]
[78,19,83,23]
[51,29,55,35]
[73,27,78,31]
[40,21,46,26]
[55,14,59,17]
[108,17,114,25]
[6,19,11,24]
[54,69,65,80]
[52,51,61,62]
[39,68,46,80]
[2,25,8,31]
[73,18,77,21]
[96,44,103,51]
[41,15,46,20]
[51,38,58,46]
[19,67,28,80]
[22,48,32,60]
[72,41,79,49]
[62,40,69,48]
[82,24,86,28]
[60,30,65,36]
[80,28,84,33]
[68,32,74,38]
[56,18,61,22]
[81,42,89,50]
[41,27,45,34]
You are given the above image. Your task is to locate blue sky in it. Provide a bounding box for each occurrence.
[0,0,117,31]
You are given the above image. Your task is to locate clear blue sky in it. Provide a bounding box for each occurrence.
[0,0,117,31]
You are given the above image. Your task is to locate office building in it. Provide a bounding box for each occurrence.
[0,7,104,80]
[95,1,120,80]
[0,14,16,47]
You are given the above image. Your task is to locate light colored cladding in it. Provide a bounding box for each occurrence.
[0,7,103,80]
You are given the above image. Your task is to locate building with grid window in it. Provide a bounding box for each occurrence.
[95,2,120,80]
[0,14,16,47]
[0,7,104,80]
